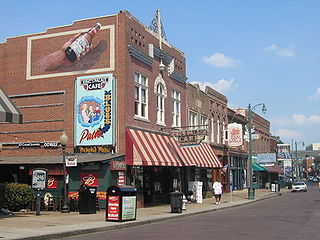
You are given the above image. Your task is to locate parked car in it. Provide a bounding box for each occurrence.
[291,182,307,192]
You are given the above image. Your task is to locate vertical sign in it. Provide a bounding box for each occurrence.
[32,169,48,190]
[228,123,243,147]
[117,171,126,185]
[107,196,120,220]
[75,74,115,146]
[122,196,136,220]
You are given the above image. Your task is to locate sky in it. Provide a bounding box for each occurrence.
[0,0,319,149]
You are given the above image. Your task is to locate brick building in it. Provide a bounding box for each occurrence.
[0,10,224,208]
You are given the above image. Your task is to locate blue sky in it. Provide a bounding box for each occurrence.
[1,0,319,149]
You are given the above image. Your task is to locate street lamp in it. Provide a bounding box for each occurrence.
[60,132,69,213]
[248,103,267,200]
[294,141,304,182]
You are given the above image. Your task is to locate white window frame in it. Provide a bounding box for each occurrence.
[200,114,208,142]
[189,110,197,128]
[172,90,181,127]
[156,83,165,125]
[134,72,148,119]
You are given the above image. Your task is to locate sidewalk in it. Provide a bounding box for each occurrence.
[0,189,286,240]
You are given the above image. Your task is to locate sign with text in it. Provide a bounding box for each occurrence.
[107,196,120,220]
[171,129,208,146]
[227,123,243,147]
[47,176,58,189]
[32,169,48,190]
[117,171,126,185]
[75,74,115,146]
[80,173,98,187]
[66,156,77,167]
[122,196,136,220]
[110,160,127,171]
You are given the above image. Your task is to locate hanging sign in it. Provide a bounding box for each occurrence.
[171,129,208,146]
[227,123,243,147]
[66,156,77,167]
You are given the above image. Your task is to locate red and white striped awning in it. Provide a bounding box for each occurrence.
[126,128,183,166]
[126,128,222,168]
[169,139,222,168]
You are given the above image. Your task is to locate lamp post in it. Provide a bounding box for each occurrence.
[295,141,304,182]
[60,132,70,213]
[248,103,267,200]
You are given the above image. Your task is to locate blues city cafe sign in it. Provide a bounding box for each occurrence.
[75,74,115,146]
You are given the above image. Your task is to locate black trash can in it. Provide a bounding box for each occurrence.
[78,185,97,214]
[106,185,137,222]
[170,191,183,213]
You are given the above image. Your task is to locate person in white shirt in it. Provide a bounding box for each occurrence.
[212,180,223,204]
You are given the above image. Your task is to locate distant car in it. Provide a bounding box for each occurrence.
[312,177,319,182]
[291,182,307,192]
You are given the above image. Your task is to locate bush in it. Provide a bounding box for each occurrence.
[0,183,35,211]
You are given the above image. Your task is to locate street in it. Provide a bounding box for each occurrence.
[63,183,320,240]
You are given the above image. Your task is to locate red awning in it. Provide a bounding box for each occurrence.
[126,128,222,168]
[126,129,183,166]
[169,139,222,168]
[265,165,282,174]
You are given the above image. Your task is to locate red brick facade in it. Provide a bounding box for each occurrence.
[0,10,187,158]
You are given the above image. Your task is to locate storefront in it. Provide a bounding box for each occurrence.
[126,128,222,207]
[230,154,247,190]
[0,153,123,209]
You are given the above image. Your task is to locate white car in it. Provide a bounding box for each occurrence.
[291,182,307,192]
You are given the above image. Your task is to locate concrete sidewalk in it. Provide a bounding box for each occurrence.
[0,189,286,240]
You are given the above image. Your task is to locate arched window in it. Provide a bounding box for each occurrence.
[157,83,165,124]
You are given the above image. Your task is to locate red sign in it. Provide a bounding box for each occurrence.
[80,173,98,187]
[117,171,126,185]
[110,160,126,171]
[47,176,58,189]
[107,196,119,220]
[68,191,106,200]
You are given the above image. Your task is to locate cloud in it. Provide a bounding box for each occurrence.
[308,87,320,101]
[190,78,237,94]
[264,43,295,57]
[274,129,300,139]
[203,53,242,68]
[264,44,279,52]
[271,114,320,126]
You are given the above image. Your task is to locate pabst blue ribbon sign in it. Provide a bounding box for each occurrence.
[75,74,115,146]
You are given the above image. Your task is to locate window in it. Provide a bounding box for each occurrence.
[217,119,220,144]
[201,115,208,142]
[134,72,148,119]
[172,90,181,127]
[157,83,165,124]
[189,110,197,128]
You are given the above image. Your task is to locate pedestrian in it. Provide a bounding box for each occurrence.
[212,179,223,205]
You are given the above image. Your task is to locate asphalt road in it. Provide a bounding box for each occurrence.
[63,183,320,240]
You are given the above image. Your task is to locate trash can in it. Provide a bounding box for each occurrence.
[170,191,183,213]
[78,185,97,214]
[106,185,137,222]
[248,188,255,199]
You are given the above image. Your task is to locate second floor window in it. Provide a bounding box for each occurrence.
[189,110,197,128]
[134,72,148,119]
[172,90,181,127]
[157,83,165,124]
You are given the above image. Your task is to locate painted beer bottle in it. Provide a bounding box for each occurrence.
[65,23,101,62]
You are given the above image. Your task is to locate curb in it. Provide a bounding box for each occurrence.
[17,192,284,240]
